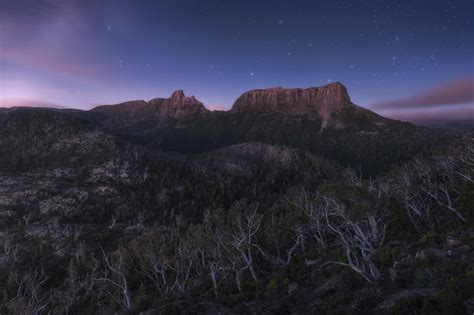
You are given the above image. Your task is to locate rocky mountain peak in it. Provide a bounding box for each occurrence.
[231,82,353,123]
[91,90,208,127]
[170,90,185,100]
[159,90,205,118]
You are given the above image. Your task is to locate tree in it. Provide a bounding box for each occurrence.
[96,247,133,312]
[322,196,386,283]
[6,269,51,315]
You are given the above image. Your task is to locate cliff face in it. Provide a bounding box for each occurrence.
[149,90,207,120]
[90,83,392,130]
[231,82,352,122]
[91,90,208,127]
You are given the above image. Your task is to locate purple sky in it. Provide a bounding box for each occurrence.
[0,0,473,124]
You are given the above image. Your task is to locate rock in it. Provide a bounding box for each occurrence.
[375,288,437,311]
[390,255,415,284]
[92,90,208,127]
[150,90,208,120]
[231,83,351,120]
[288,282,298,295]
[312,274,343,296]
[230,82,389,128]
[415,248,445,261]
[446,236,462,248]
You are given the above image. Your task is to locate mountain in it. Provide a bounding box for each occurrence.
[91,90,208,128]
[83,83,450,175]
[0,83,452,176]
[231,82,390,128]
[92,82,392,130]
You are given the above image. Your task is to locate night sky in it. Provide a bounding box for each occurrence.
[0,0,473,123]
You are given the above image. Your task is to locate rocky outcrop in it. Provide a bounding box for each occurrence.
[231,82,352,121]
[91,90,208,128]
[149,90,208,120]
[91,83,393,129]
[230,82,393,128]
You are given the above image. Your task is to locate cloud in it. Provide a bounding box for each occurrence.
[372,78,474,109]
[0,98,64,108]
[381,105,474,125]
[0,1,102,78]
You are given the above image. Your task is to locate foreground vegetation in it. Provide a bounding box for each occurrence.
[0,108,472,313]
[1,129,472,313]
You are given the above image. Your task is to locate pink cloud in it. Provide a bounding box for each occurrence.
[0,98,63,109]
[372,78,474,109]
[381,106,474,124]
[0,1,101,78]
[2,49,99,78]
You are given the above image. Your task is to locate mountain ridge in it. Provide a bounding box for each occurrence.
[90,82,396,129]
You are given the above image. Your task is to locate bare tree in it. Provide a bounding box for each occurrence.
[96,247,133,312]
[189,216,232,299]
[6,269,51,315]
[323,196,386,283]
[285,224,307,265]
[288,191,328,264]
[136,226,196,298]
[169,239,195,294]
[395,170,432,231]
[229,205,265,283]
[56,256,99,314]
[343,167,363,187]
[108,215,117,230]
[418,166,467,223]
[456,142,474,182]
[1,236,20,263]
[136,243,171,299]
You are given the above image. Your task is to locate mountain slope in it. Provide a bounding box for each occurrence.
[0,108,126,170]
[82,82,452,175]
[231,82,391,128]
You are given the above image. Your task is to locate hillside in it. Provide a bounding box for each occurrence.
[86,83,452,175]
[0,85,472,314]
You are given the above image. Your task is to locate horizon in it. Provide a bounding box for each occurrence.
[0,0,473,124]
[1,80,472,125]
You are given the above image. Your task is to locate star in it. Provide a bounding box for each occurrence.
[308,42,313,47]
[278,19,284,25]
[287,52,292,56]
[107,26,111,31]
[250,72,255,76]
[395,36,400,41]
